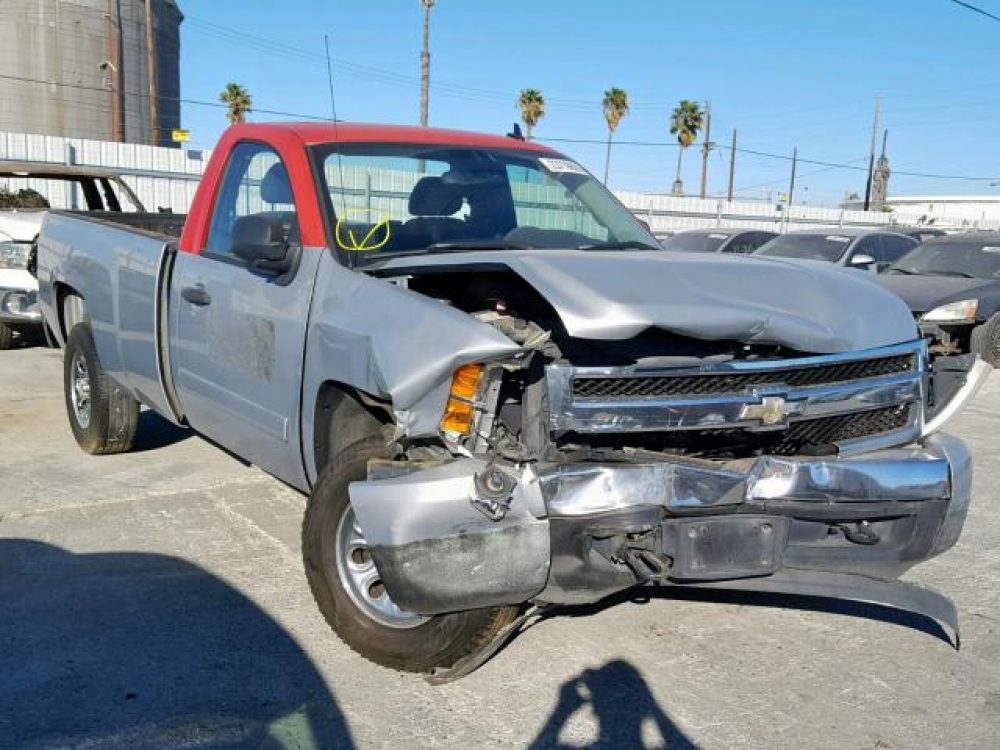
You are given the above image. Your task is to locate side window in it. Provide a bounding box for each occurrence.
[722,233,752,254]
[852,235,881,263]
[882,235,918,265]
[205,142,298,260]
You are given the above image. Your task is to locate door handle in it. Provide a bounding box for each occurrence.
[181,285,212,306]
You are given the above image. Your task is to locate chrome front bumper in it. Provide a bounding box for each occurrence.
[349,433,972,615]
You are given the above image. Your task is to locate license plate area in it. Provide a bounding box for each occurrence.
[666,515,788,581]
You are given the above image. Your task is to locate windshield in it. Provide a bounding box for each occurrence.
[313,143,657,262]
[888,239,1000,279]
[754,233,852,262]
[661,232,729,253]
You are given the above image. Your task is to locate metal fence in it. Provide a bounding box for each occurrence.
[1,130,983,234]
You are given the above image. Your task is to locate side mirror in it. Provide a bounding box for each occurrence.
[850,253,876,270]
[231,215,291,274]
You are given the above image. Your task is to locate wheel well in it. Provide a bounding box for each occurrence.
[313,382,393,473]
[54,283,87,341]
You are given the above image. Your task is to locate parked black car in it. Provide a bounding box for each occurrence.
[895,227,948,243]
[878,232,1000,364]
[753,228,919,272]
[660,228,777,254]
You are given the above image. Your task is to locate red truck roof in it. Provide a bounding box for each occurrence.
[180,121,561,254]
[228,121,558,153]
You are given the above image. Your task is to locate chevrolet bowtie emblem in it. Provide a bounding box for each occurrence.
[738,396,789,426]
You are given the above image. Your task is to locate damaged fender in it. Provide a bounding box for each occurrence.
[301,251,520,482]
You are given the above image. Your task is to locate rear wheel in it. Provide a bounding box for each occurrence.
[63,323,140,454]
[0,322,12,350]
[302,436,519,672]
[970,314,1000,367]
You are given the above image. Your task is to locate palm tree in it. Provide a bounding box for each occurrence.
[220,83,252,125]
[669,99,704,195]
[601,87,629,185]
[419,0,435,126]
[518,89,546,139]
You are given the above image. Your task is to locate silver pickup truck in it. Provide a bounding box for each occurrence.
[38,122,990,677]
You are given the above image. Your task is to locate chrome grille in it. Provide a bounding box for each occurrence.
[774,404,913,454]
[572,353,916,401]
[546,342,926,449]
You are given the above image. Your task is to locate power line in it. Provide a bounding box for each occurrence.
[949,0,1000,23]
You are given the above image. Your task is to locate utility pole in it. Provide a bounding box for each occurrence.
[726,128,737,202]
[699,99,712,199]
[144,0,159,146]
[786,147,798,231]
[863,95,881,211]
[419,0,435,126]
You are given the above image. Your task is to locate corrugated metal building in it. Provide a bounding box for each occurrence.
[0,0,183,147]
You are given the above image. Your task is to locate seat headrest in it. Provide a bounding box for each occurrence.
[261,163,294,205]
[408,176,462,217]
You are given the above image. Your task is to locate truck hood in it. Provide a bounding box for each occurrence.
[877,273,1000,315]
[374,249,918,353]
[0,211,45,242]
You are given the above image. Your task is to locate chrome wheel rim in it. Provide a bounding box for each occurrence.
[334,506,427,629]
[70,351,91,429]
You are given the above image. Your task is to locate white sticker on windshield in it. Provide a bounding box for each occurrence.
[982,246,1000,253]
[539,158,589,176]
[825,235,851,243]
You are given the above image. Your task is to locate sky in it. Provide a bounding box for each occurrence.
[178,0,1000,206]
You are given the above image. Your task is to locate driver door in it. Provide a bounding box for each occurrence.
[169,142,316,487]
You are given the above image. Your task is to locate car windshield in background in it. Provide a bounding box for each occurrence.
[888,240,1000,279]
[662,232,730,252]
[312,144,656,262]
[754,233,852,262]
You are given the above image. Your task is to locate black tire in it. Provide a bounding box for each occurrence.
[302,436,519,672]
[63,323,140,455]
[970,314,1000,367]
[0,322,12,350]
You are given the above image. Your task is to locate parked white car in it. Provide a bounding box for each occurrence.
[0,162,148,349]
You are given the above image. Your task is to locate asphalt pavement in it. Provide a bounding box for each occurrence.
[1,344,998,749]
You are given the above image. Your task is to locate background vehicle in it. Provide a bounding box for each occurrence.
[895,227,948,243]
[753,228,919,272]
[0,162,157,349]
[879,232,1000,364]
[38,122,986,676]
[660,227,777,254]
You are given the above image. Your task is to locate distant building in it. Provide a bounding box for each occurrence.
[842,195,1000,229]
[0,0,183,147]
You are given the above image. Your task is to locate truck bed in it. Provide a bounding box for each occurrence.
[37,210,183,424]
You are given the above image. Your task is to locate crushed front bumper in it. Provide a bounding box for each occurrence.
[349,433,972,616]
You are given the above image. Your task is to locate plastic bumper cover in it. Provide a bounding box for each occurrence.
[349,433,971,616]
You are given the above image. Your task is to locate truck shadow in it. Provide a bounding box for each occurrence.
[0,539,355,749]
[560,586,952,646]
[131,409,193,452]
[528,659,698,749]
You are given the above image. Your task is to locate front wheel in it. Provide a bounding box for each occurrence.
[0,322,13,350]
[302,437,519,672]
[970,314,1000,367]
[63,324,140,454]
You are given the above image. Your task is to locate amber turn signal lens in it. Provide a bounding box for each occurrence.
[439,363,484,436]
[440,398,475,435]
[450,363,483,401]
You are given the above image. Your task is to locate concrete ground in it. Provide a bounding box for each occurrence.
[1,345,998,750]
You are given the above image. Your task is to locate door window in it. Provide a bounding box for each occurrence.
[881,234,919,266]
[205,142,299,260]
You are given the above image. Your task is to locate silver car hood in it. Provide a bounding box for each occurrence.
[374,249,918,353]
